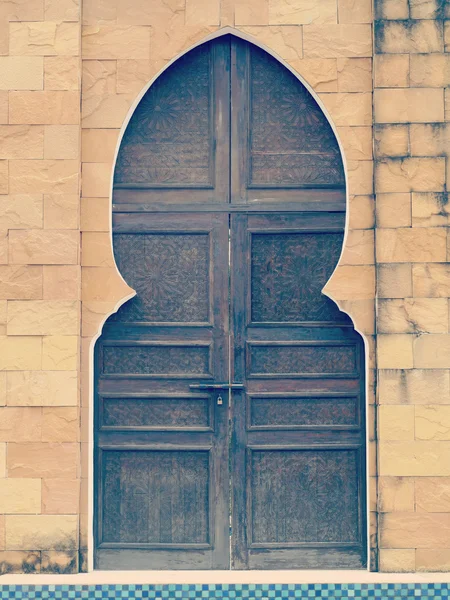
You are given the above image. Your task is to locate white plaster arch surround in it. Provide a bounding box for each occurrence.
[86,25,373,572]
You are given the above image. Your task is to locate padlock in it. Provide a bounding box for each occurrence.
[217,394,223,405]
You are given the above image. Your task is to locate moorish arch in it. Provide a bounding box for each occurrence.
[93,32,367,571]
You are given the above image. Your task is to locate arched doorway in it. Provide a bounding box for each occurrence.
[94,34,367,571]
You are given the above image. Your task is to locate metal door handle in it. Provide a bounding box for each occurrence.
[189,383,244,390]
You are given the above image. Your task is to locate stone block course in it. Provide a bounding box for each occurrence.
[9,22,80,56]
[7,300,79,336]
[5,515,78,550]
[374,54,410,88]
[9,92,80,125]
[376,193,411,228]
[376,19,444,54]
[303,25,372,58]
[0,57,44,91]
[7,370,78,407]
[9,230,79,265]
[375,158,446,193]
[268,0,337,25]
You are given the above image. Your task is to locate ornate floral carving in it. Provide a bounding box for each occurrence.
[112,233,210,323]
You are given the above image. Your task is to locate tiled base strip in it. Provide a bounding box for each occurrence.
[1,584,450,599]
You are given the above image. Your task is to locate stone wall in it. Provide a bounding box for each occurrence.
[374,0,450,573]
[0,0,448,575]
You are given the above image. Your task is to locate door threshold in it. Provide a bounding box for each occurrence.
[1,571,450,585]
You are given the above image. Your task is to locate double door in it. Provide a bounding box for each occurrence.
[94,35,366,570]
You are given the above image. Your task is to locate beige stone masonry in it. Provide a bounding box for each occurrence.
[303,24,372,58]
[43,265,80,300]
[413,263,450,297]
[378,477,415,512]
[415,477,450,512]
[0,57,44,91]
[379,549,415,573]
[378,406,415,440]
[379,441,450,476]
[374,54,409,88]
[9,22,80,56]
[0,266,43,300]
[376,228,446,263]
[380,512,450,548]
[5,515,78,551]
[42,479,80,514]
[0,195,43,230]
[9,230,79,265]
[0,479,41,514]
[9,92,80,125]
[416,549,450,572]
[0,126,44,160]
[377,298,448,334]
[375,0,409,20]
[42,336,78,371]
[411,54,450,88]
[268,0,337,25]
[376,194,411,228]
[0,336,41,370]
[0,407,42,441]
[7,300,79,336]
[44,194,79,229]
[377,334,414,369]
[375,125,409,158]
[374,88,444,123]
[44,56,80,91]
[415,406,450,441]
[414,334,450,369]
[375,158,446,193]
[82,25,151,59]
[377,20,444,54]
[377,263,412,298]
[7,442,79,478]
[7,371,78,407]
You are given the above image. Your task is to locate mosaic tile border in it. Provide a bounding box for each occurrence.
[1,584,450,599]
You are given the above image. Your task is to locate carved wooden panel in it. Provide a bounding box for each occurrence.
[101,396,211,430]
[249,395,358,429]
[102,344,211,376]
[251,232,348,323]
[249,46,344,187]
[250,449,359,545]
[101,450,210,545]
[112,233,210,323]
[248,343,358,377]
[114,44,212,186]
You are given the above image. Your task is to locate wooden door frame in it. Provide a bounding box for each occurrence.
[86,26,373,573]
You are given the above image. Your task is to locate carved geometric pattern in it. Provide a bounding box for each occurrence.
[102,345,210,376]
[102,450,210,544]
[249,47,344,186]
[102,397,210,429]
[251,449,359,544]
[112,233,210,323]
[251,233,348,323]
[114,44,212,186]
[250,396,358,428]
[249,344,357,376]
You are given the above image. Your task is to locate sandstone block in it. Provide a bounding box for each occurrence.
[410,124,449,157]
[303,25,372,58]
[5,515,77,551]
[378,368,450,405]
[379,441,450,476]
[0,194,43,229]
[348,195,374,230]
[416,549,450,572]
[42,336,78,371]
[414,334,450,369]
[446,20,450,52]
[337,127,372,161]
[81,162,111,198]
[376,158,446,193]
[42,407,79,442]
[43,265,80,300]
[374,125,409,159]
[9,22,80,57]
[80,197,110,232]
[0,443,5,478]
[44,194,79,230]
[0,516,4,550]
[7,300,79,336]
[377,334,413,369]
[379,405,415,440]
[413,263,450,297]
[416,406,450,440]
[82,267,134,302]
[376,193,411,229]
[0,479,41,514]
[410,54,450,88]
[82,0,117,24]
[241,27,303,61]
[44,125,79,161]
[0,266,42,300]
[8,442,79,478]
[9,159,79,195]
[44,57,80,91]
[416,477,450,512]
[337,0,372,23]
[186,0,220,25]
[45,0,80,21]
[4,0,44,21]
[379,549,415,573]
[42,479,79,514]
[82,301,119,337]
[0,93,8,125]
[235,0,269,24]
[347,160,373,195]
[83,25,151,60]
[318,92,372,125]
[412,193,450,228]
[290,58,336,92]
[374,88,444,124]
[0,162,7,195]
[0,407,42,441]
[0,57,43,91]
[374,54,409,88]
[410,0,441,18]
[0,126,43,160]
[376,20,443,54]
[0,375,5,407]
[9,92,79,125]
[375,0,409,19]
[337,299,375,334]
[323,265,375,300]
[116,60,158,95]
[378,298,448,334]
[268,0,336,25]
[380,512,450,548]
[0,551,40,574]
[81,232,114,267]
[7,370,78,407]
[337,58,371,92]
[41,550,78,574]
[378,477,415,512]
[340,229,374,265]
[377,228,446,263]
[115,0,184,25]
[0,336,41,370]
[81,129,119,163]
[82,91,134,129]
[9,230,79,265]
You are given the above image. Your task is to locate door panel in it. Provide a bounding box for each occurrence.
[94,213,230,570]
[231,213,366,569]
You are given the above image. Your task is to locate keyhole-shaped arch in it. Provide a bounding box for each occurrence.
[93,31,367,572]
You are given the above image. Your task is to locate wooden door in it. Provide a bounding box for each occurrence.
[94,35,367,571]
